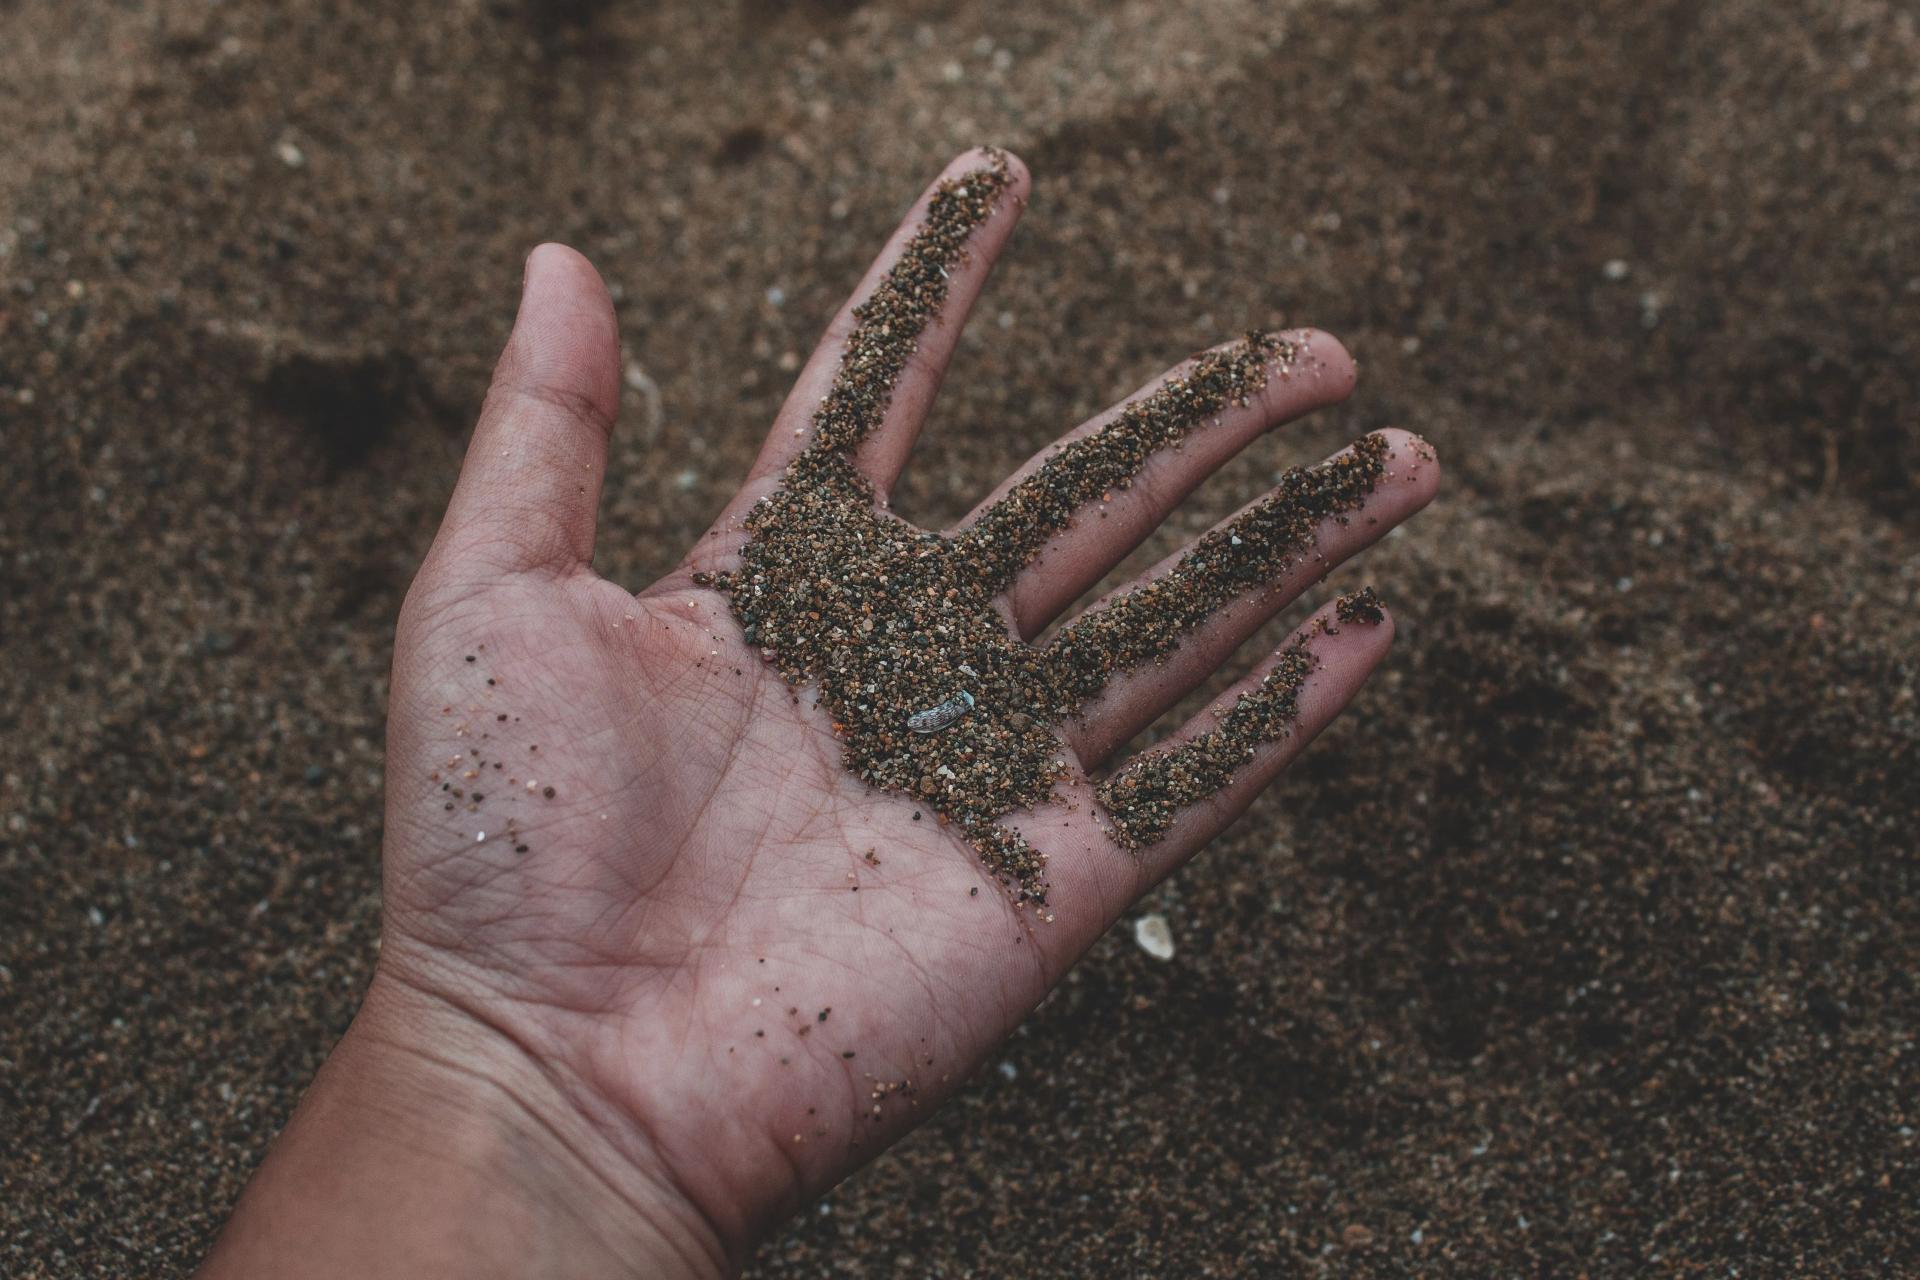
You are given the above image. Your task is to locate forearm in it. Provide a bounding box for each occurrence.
[197,975,728,1280]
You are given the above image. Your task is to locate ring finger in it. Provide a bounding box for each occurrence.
[1057,429,1438,767]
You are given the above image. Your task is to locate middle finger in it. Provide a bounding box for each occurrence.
[950,328,1357,637]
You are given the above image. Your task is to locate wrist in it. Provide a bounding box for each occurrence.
[200,970,730,1280]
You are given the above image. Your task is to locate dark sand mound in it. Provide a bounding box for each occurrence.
[4,1,1915,1273]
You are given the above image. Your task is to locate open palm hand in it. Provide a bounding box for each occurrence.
[206,152,1437,1280]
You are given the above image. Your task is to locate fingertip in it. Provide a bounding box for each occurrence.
[523,242,613,314]
[946,146,1032,203]
[998,149,1033,201]
[1285,327,1358,404]
[1305,592,1395,661]
[1362,601,1397,650]
[1369,427,1442,507]
[1273,598,1393,732]
[1371,425,1435,459]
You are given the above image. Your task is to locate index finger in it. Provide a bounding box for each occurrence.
[735,148,1030,508]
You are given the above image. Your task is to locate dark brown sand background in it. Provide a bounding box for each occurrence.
[4,1,1917,1274]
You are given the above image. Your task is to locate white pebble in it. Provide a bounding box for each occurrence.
[1134,913,1175,961]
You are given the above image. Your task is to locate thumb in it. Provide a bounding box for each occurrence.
[435,243,622,581]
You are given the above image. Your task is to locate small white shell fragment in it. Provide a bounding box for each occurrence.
[1133,913,1175,961]
[907,689,975,733]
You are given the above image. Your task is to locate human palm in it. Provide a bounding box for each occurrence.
[370,150,1438,1271]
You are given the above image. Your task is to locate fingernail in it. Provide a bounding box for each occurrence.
[521,247,540,300]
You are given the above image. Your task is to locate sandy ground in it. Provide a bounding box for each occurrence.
[4,0,1917,1274]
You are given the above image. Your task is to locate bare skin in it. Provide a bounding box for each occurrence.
[199,150,1438,1279]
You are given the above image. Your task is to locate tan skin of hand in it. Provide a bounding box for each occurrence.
[199,151,1438,1279]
